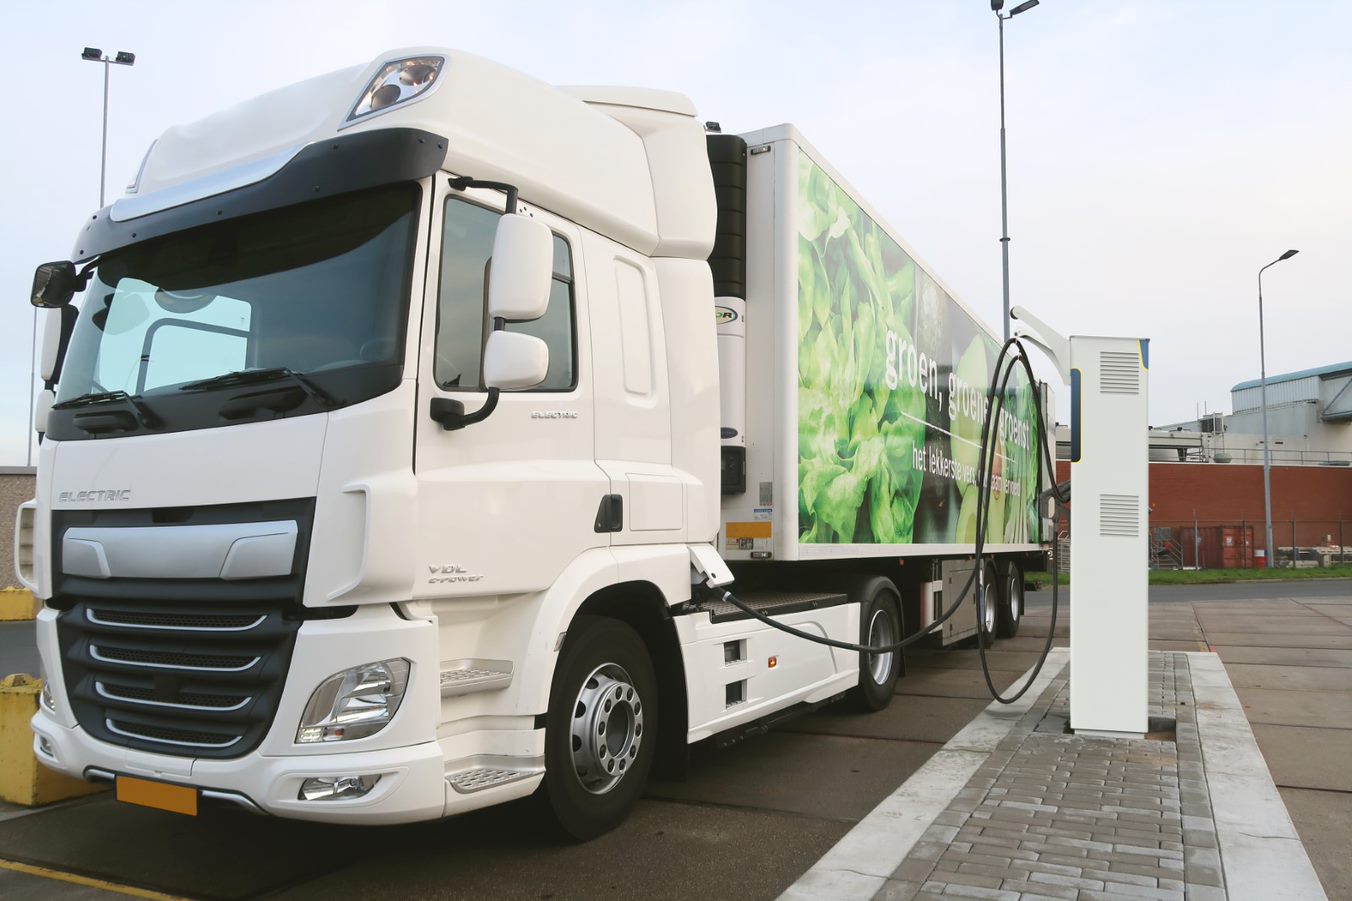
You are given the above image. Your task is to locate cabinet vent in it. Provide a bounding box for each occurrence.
[1100,351,1140,395]
[1100,494,1140,538]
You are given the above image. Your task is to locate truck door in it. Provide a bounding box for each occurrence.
[584,231,686,545]
[413,182,608,597]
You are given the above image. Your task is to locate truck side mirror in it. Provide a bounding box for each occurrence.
[483,331,548,391]
[32,262,79,308]
[487,215,552,322]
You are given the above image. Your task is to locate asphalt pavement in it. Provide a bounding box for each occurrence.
[1,579,1348,900]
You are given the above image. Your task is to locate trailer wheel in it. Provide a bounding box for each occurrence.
[997,563,1022,638]
[978,561,999,644]
[852,587,903,711]
[541,615,657,840]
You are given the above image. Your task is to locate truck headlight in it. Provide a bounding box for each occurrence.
[39,664,57,714]
[345,56,444,123]
[296,659,410,744]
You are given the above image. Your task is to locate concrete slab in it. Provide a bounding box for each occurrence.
[904,649,1049,673]
[1306,605,1352,625]
[1150,639,1211,651]
[784,695,993,745]
[1213,645,1352,668]
[1222,662,1352,692]
[274,798,847,901]
[887,667,1026,700]
[1250,724,1352,792]
[1233,686,1352,728]
[1172,653,1326,901]
[1202,632,1352,649]
[646,732,942,822]
[1280,787,1352,901]
[1196,617,1352,634]
[990,636,1067,653]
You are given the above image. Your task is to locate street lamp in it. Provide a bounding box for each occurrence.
[992,0,1039,343]
[28,47,136,463]
[1258,248,1299,568]
[80,47,136,207]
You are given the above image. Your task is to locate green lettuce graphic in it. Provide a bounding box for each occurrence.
[796,149,1041,546]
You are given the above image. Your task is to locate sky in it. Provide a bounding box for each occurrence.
[1,0,1348,465]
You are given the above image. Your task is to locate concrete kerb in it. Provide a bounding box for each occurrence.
[779,647,1070,901]
[1187,651,1327,901]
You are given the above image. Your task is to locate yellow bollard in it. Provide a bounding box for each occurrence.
[0,674,106,805]
[0,589,38,621]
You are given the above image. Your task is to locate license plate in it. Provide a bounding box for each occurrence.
[115,775,198,816]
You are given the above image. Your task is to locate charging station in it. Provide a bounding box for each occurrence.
[1011,307,1149,737]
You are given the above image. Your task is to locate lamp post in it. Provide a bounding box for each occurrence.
[30,48,136,461]
[1258,248,1299,568]
[81,47,136,207]
[993,0,1040,343]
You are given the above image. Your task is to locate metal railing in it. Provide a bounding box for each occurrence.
[1187,448,1352,467]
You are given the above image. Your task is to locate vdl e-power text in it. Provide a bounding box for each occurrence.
[20,48,1053,838]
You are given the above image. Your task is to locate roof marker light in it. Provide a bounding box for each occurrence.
[346,56,445,124]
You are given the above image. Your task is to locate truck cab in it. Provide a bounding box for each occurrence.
[23,48,868,837]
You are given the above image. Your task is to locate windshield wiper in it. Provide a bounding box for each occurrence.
[179,368,337,408]
[52,390,161,430]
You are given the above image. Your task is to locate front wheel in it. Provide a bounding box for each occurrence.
[541,615,657,840]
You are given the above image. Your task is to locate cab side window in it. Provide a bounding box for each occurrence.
[435,199,575,391]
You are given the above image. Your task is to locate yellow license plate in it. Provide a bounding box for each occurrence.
[115,775,198,816]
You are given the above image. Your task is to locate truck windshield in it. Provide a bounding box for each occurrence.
[53,182,421,435]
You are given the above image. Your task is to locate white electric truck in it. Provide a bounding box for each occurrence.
[20,48,1050,837]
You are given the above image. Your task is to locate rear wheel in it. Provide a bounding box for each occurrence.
[997,563,1023,638]
[978,560,999,644]
[541,615,657,840]
[851,587,903,711]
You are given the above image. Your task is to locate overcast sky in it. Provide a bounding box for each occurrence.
[2,0,1348,464]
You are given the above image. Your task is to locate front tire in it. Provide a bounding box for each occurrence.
[541,615,657,840]
[851,587,903,711]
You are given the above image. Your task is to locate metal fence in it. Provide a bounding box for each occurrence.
[1053,517,1350,571]
[1148,519,1350,570]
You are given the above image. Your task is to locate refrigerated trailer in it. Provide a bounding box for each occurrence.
[20,48,1051,837]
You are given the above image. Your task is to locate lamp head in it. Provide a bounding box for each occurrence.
[1279,249,1298,261]
[992,0,1005,10]
[81,47,102,61]
[1011,0,1041,15]
[114,51,135,65]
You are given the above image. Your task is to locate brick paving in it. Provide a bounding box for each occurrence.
[875,654,1224,901]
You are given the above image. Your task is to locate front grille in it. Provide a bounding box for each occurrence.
[97,681,251,710]
[87,609,265,631]
[59,597,299,758]
[53,498,316,760]
[91,645,261,671]
[106,717,244,749]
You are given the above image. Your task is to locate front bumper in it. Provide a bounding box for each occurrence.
[32,710,448,824]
